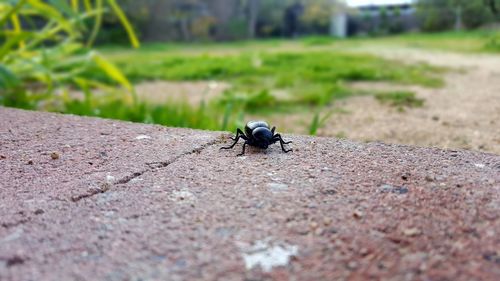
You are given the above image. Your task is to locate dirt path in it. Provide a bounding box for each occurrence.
[267,47,500,154]
[133,47,500,154]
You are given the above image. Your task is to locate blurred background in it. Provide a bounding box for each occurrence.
[1,0,499,153]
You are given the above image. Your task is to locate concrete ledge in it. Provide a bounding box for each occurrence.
[1,107,499,280]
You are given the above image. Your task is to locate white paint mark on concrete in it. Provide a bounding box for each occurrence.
[267,183,289,193]
[239,239,298,272]
[106,175,115,183]
[130,178,143,183]
[1,228,23,244]
[474,163,485,168]
[135,135,152,140]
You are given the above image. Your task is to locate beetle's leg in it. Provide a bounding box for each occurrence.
[221,129,248,150]
[230,128,246,141]
[272,134,293,153]
[220,137,241,150]
[237,141,248,156]
[279,141,292,153]
[273,133,292,144]
[271,126,276,135]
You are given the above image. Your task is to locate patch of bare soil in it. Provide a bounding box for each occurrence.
[316,48,500,154]
[135,80,229,106]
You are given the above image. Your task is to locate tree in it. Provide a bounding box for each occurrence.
[247,0,259,38]
[484,0,499,15]
[300,0,336,34]
[417,0,498,31]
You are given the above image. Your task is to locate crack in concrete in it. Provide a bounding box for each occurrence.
[69,137,223,202]
[1,218,30,229]
[116,172,144,185]
[70,182,111,202]
[122,138,222,184]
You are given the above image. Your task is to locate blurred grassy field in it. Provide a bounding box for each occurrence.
[96,32,500,128]
[17,31,497,133]
[102,51,443,111]
[100,30,499,55]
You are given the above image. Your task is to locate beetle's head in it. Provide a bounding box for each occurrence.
[252,127,273,148]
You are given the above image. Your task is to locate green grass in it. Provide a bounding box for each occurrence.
[64,97,233,130]
[100,30,500,57]
[301,36,337,46]
[61,36,454,131]
[2,89,238,131]
[10,31,494,133]
[358,30,500,53]
[92,50,443,113]
[375,91,425,108]
[484,32,500,52]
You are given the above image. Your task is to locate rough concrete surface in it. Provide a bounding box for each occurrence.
[0,107,499,281]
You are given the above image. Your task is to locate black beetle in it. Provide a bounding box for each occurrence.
[220,121,292,156]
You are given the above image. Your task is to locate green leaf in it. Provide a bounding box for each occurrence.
[26,0,76,36]
[0,0,28,28]
[48,0,76,17]
[106,0,140,48]
[0,64,20,90]
[86,0,103,47]
[0,31,33,61]
[90,52,132,91]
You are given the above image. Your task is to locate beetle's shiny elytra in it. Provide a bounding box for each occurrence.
[220,120,292,156]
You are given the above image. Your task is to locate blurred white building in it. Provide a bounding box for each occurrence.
[331,0,418,37]
[345,0,415,7]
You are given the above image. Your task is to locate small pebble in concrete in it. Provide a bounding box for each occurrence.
[310,221,319,229]
[347,261,358,270]
[403,227,422,237]
[85,183,110,196]
[50,152,59,160]
[322,189,337,195]
[482,251,500,264]
[425,174,436,182]
[135,135,152,140]
[170,189,195,203]
[5,256,24,267]
[240,240,298,272]
[353,210,364,219]
[474,163,485,168]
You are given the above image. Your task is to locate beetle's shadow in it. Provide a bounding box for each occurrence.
[220,143,283,157]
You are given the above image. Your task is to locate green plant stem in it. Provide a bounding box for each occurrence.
[0,0,28,28]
